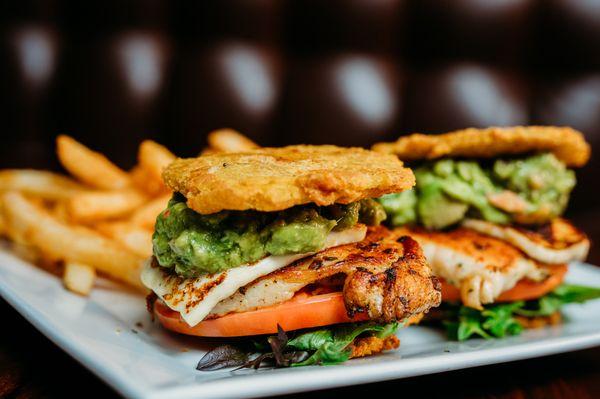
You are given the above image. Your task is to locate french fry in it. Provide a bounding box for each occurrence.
[200,147,218,155]
[66,189,148,223]
[138,140,176,183]
[130,165,168,196]
[96,222,153,258]
[51,200,70,223]
[0,169,86,200]
[56,135,131,190]
[205,128,260,153]
[63,262,96,296]
[9,241,45,267]
[0,200,6,237]
[2,192,144,289]
[130,193,171,229]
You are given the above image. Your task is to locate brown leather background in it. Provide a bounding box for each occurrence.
[1,0,599,212]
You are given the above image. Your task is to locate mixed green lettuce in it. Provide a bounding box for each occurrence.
[440,284,600,341]
[286,321,399,366]
[194,284,600,372]
[196,321,399,370]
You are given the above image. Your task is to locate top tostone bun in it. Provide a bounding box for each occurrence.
[163,145,415,214]
[372,126,591,167]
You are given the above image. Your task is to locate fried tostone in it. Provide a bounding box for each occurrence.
[350,335,400,358]
[372,126,590,167]
[163,145,415,214]
[348,313,423,359]
[514,311,562,329]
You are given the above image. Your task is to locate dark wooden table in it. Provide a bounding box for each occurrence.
[1,210,599,399]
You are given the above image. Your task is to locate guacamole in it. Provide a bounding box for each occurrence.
[379,153,576,229]
[153,194,385,277]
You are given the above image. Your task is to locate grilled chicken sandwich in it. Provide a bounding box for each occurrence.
[142,145,441,366]
[373,126,600,340]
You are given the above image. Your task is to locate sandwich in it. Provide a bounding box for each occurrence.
[373,126,600,340]
[142,145,442,367]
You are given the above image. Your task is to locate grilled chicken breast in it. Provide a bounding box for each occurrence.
[142,225,368,326]
[463,218,589,265]
[393,227,549,309]
[211,226,442,323]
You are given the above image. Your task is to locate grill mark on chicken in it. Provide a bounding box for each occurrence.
[210,226,441,323]
[184,273,228,310]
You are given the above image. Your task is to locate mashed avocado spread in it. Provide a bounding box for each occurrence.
[153,194,385,276]
[379,153,576,229]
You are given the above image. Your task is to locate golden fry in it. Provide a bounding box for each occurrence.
[205,128,260,153]
[9,241,44,267]
[0,200,5,237]
[200,147,218,156]
[138,140,176,183]
[51,200,70,223]
[130,165,169,196]
[96,221,153,258]
[56,135,131,189]
[2,192,144,289]
[66,189,148,223]
[63,262,96,296]
[0,169,86,200]
[130,193,171,229]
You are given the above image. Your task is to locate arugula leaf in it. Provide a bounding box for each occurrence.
[516,284,600,317]
[442,283,600,341]
[552,284,600,302]
[481,302,524,337]
[514,296,562,317]
[375,322,400,339]
[289,322,399,367]
[291,341,352,366]
[443,303,523,341]
[443,306,492,341]
[198,321,400,371]
[287,329,333,351]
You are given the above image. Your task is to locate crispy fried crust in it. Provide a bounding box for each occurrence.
[348,311,423,358]
[350,335,400,358]
[163,145,415,214]
[514,311,562,329]
[372,126,590,167]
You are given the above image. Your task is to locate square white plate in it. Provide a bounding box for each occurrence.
[1,247,599,399]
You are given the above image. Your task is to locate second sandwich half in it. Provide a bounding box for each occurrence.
[374,126,600,340]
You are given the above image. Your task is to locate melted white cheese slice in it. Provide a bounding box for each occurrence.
[463,218,590,265]
[141,225,367,326]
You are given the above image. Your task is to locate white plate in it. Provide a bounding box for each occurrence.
[1,248,599,399]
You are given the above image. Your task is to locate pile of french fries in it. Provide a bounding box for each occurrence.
[0,129,258,296]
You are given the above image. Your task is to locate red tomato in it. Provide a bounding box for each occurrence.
[441,264,568,303]
[154,292,369,337]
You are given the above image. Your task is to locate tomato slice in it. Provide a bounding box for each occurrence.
[441,264,568,303]
[154,292,369,337]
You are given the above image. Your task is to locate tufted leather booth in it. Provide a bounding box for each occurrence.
[1,0,599,211]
